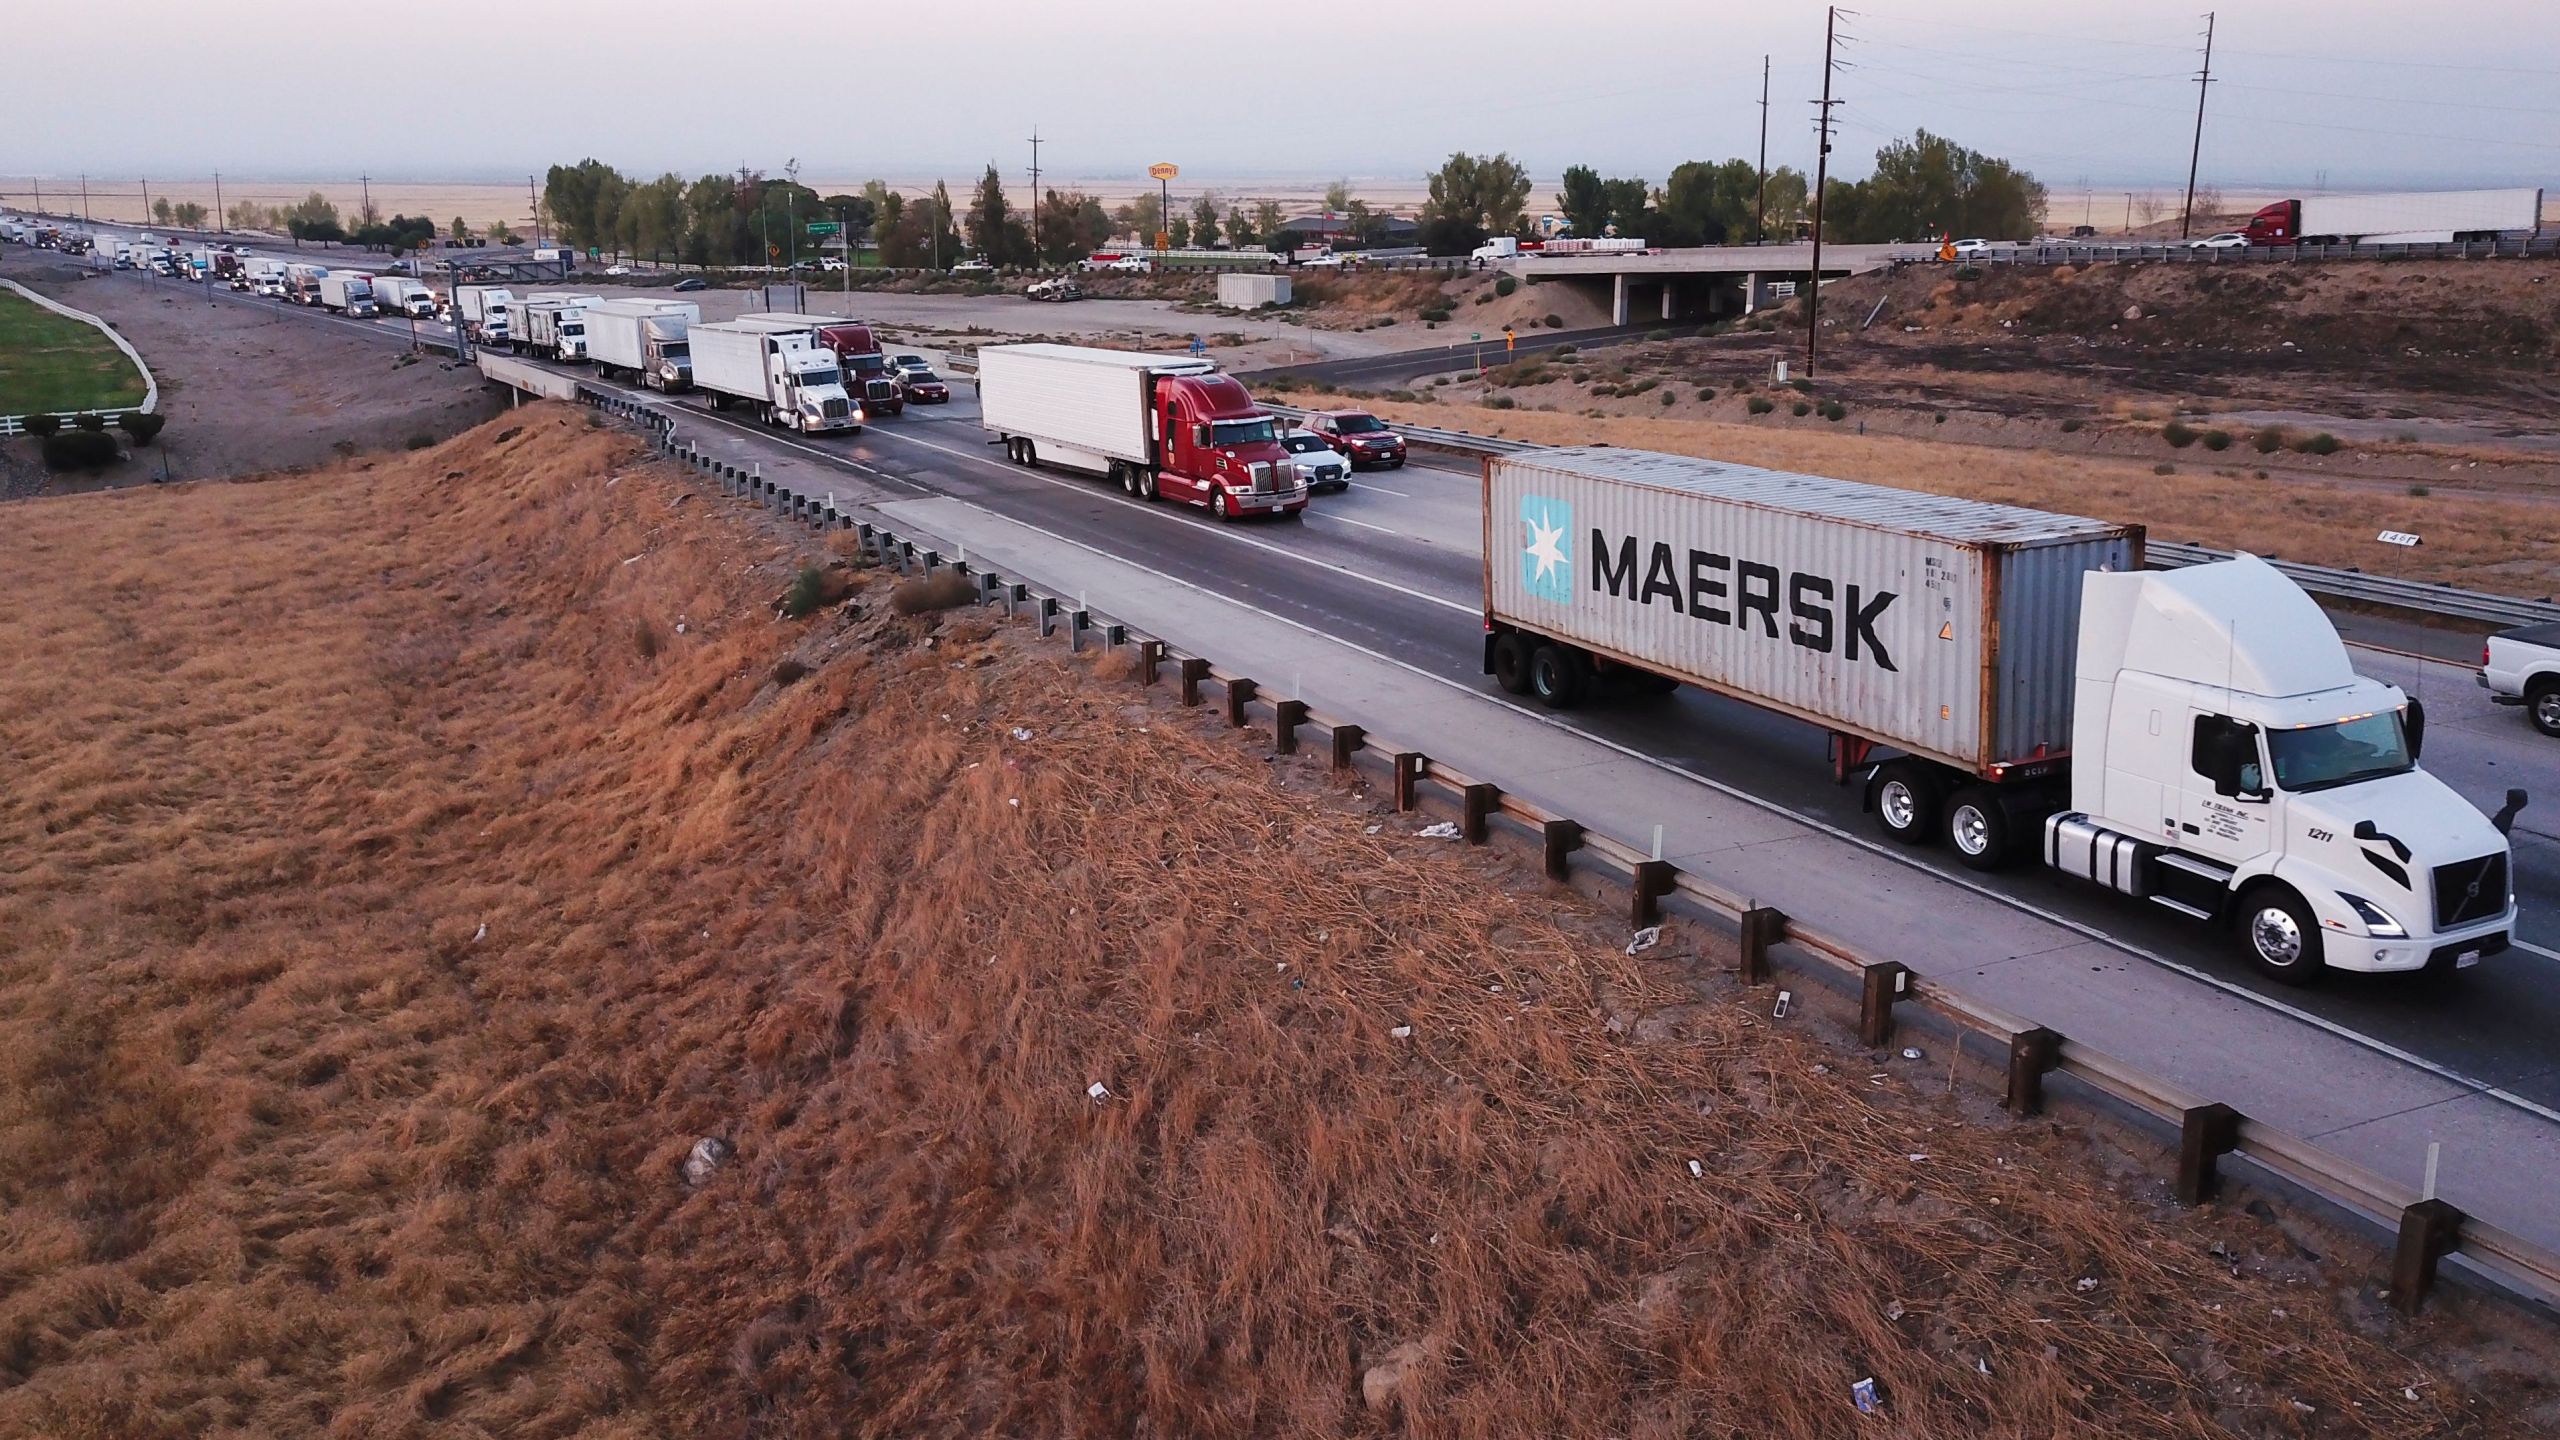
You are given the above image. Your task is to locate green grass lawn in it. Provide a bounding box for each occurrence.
[0,290,149,416]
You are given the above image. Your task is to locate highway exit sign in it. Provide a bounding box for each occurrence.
[806,221,840,236]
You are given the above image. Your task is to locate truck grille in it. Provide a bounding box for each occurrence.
[821,398,852,420]
[1248,462,1275,493]
[2433,852,2508,929]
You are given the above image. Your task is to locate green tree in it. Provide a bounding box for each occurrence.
[1254,199,1285,252]
[170,201,208,230]
[967,165,1028,266]
[619,174,688,263]
[1225,205,1253,248]
[231,201,275,232]
[1557,166,1609,240]
[1600,176,1650,237]
[1115,192,1164,246]
[1038,189,1102,264]
[545,159,623,251]
[1828,130,2046,243]
[1323,178,1352,212]
[1168,217,1191,249]
[282,191,342,248]
[1190,193,1222,248]
[448,214,472,242]
[1420,151,1533,253]
[151,196,174,225]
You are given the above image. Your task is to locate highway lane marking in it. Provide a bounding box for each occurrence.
[834,496,2560,1129]
[1307,511,1417,540]
[1348,480,1411,498]
[2516,938,2560,963]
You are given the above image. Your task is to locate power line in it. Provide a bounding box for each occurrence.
[1807,5,1848,379]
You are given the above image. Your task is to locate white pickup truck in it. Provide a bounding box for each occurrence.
[2482,624,2560,737]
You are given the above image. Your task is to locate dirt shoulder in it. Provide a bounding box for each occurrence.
[2,407,2553,1437]
[0,252,502,496]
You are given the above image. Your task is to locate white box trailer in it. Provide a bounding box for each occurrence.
[2298,187,2542,245]
[372,276,438,317]
[689,321,859,433]
[1216,272,1291,308]
[317,271,378,316]
[585,298,698,390]
[454,285,514,341]
[976,345,1216,474]
[1485,446,2137,775]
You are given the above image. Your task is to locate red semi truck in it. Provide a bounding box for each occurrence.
[741,313,904,417]
[978,344,1308,519]
[2237,188,2543,246]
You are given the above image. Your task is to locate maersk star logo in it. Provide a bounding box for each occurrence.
[1520,494,1573,603]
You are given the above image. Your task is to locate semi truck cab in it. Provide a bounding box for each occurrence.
[1150,373,1301,518]
[769,344,857,433]
[2053,556,2516,980]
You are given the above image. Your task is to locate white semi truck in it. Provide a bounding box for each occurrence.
[510,293,598,361]
[372,276,438,318]
[1482,446,2522,983]
[317,271,378,316]
[585,298,698,391]
[688,320,860,433]
[453,285,515,345]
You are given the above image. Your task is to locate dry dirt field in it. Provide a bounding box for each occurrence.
[5,409,2558,1438]
[0,252,502,496]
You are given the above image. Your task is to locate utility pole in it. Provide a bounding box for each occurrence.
[528,175,541,248]
[360,172,373,226]
[2181,11,2216,240]
[214,172,224,232]
[33,177,40,217]
[1805,4,1843,377]
[1028,127,1043,262]
[141,176,151,226]
[839,203,851,303]
[80,173,90,223]
[2125,192,2134,232]
[1754,55,1770,244]
[785,157,800,271]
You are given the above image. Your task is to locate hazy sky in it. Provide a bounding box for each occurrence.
[7,0,2554,192]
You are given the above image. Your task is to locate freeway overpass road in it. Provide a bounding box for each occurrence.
[133,268,2560,1244]
[1243,320,1687,389]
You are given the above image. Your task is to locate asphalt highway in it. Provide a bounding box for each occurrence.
[133,267,2560,1117]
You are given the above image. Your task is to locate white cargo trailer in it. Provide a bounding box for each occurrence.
[688,320,859,433]
[372,276,438,318]
[317,271,378,316]
[1482,446,2518,983]
[977,344,1306,517]
[585,298,699,390]
[512,296,593,361]
[1216,273,1291,309]
[454,285,515,343]
[2296,188,2542,245]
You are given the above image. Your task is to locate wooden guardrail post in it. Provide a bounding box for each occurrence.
[2175,1103,2242,1204]
[1330,724,1365,772]
[1630,859,1674,928]
[1541,819,1583,881]
[1736,905,1784,986]
[1179,657,1209,706]
[1391,752,1422,811]
[1224,677,1257,728]
[2006,1027,2061,1116]
[2390,1199,2466,1315]
[1859,962,1910,1047]
[1139,640,1164,687]
[1273,698,1309,754]
[1460,783,1498,844]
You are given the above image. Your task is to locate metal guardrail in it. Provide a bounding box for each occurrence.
[570,369,2559,1317]
[1902,234,2559,268]
[1263,406,2559,631]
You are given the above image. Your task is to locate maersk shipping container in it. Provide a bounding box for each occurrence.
[1485,447,2141,775]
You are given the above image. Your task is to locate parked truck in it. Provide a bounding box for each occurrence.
[372,276,439,318]
[688,320,860,433]
[741,313,903,417]
[1481,446,2521,983]
[2239,188,2544,246]
[317,271,378,316]
[978,344,1308,520]
[586,298,698,390]
[453,285,515,345]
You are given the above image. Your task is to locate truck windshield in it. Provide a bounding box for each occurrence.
[2265,711,2413,792]
[1213,417,1278,444]
[798,367,842,388]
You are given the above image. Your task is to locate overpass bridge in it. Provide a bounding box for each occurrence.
[1514,242,1908,325]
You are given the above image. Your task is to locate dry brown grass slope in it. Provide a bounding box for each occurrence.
[0,407,2552,1438]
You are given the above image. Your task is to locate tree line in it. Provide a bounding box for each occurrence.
[208,191,455,250]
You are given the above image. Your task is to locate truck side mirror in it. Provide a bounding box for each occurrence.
[2404,699,2426,760]
[1193,424,1212,448]
[2493,788,2529,836]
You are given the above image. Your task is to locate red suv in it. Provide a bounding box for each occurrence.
[1303,409,1407,469]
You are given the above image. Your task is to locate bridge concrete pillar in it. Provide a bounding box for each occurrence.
[1662,281,1676,320]
[1742,271,1759,315]
[1611,272,1629,327]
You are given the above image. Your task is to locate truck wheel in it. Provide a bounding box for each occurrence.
[1872,761,1939,846]
[1491,633,1534,694]
[1528,643,1587,709]
[2530,679,2560,737]
[2237,885,2327,985]
[1137,469,1159,501]
[1020,441,1038,469]
[1944,787,2014,871]
[1213,487,1239,521]
[1112,462,1134,495]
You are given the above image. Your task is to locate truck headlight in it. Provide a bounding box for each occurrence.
[2338,894,2407,939]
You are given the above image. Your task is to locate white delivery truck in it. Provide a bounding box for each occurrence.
[511,294,596,361]
[978,344,1308,518]
[372,276,439,318]
[317,271,378,316]
[1482,446,2521,983]
[688,320,860,433]
[453,285,515,345]
[585,298,698,390]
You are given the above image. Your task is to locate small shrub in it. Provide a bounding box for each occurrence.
[888,570,977,615]
[2153,463,2176,476]
[770,657,810,688]
[1660,391,1676,407]
[2059,417,2084,433]
[1746,396,1776,415]
[404,432,435,450]
[2394,430,2419,443]
[1493,274,1518,296]
[22,413,63,438]
[1696,387,1715,402]
[72,413,106,432]
[1419,305,1452,322]
[2407,484,2431,497]
[2293,431,2341,455]
[2161,421,2198,448]
[1818,400,1846,422]
[2201,429,2232,451]
[1543,313,1563,327]
[1735,377,1754,392]
[1932,412,1947,425]
[2253,469,2269,480]
[115,412,166,443]
[782,564,833,619]
[41,430,120,472]
[1484,394,1517,410]
[632,619,662,659]
[1552,345,1577,358]
[1627,377,1658,394]
[2252,426,2286,453]
[1791,401,1811,417]
[1953,264,1983,281]
[1788,377,1812,393]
